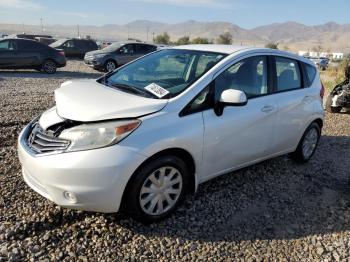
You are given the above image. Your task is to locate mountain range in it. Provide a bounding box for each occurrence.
[0,20,349,53]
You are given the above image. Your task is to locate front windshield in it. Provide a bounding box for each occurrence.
[102,42,123,52]
[103,49,226,98]
[50,39,66,48]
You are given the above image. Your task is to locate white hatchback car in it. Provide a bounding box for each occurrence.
[18,45,324,222]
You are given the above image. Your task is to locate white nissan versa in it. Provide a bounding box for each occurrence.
[18,45,324,222]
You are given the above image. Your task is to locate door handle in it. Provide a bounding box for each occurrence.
[261,105,275,113]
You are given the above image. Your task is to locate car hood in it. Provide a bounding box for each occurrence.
[55,79,168,122]
[86,50,109,56]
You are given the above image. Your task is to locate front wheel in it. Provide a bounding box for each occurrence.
[291,122,321,163]
[104,60,117,72]
[123,156,189,223]
[41,60,57,74]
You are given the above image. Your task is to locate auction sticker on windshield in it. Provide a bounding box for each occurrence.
[144,83,169,98]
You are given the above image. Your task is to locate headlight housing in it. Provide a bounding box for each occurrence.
[59,120,141,152]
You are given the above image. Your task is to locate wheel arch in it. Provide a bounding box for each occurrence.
[120,147,197,210]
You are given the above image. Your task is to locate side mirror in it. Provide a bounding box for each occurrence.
[220,89,247,106]
[214,89,247,116]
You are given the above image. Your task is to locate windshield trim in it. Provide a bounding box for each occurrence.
[98,49,227,99]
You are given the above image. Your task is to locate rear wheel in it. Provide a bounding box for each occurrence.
[325,94,342,113]
[104,60,117,72]
[41,60,57,74]
[123,156,189,223]
[291,122,321,162]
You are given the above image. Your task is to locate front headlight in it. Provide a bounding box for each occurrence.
[59,120,141,152]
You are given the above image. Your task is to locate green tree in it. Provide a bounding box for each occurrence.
[191,37,211,44]
[217,32,232,45]
[154,32,170,45]
[265,42,279,49]
[176,36,190,45]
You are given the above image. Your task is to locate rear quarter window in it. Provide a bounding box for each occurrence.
[304,63,317,86]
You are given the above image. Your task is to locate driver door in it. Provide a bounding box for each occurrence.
[0,40,18,68]
[201,55,278,179]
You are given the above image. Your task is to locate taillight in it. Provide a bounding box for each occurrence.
[59,51,65,57]
[320,82,325,99]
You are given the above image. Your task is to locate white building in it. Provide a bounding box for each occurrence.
[298,50,344,60]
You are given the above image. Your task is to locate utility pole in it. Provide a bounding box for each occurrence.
[127,25,130,40]
[152,32,155,43]
[146,26,149,42]
[77,24,80,38]
[40,17,43,33]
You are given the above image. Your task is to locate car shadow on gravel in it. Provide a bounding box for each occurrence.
[6,135,350,244]
[108,135,350,242]
[0,70,102,79]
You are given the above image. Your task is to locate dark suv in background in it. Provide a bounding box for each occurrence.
[0,38,66,74]
[50,38,98,58]
[84,42,157,72]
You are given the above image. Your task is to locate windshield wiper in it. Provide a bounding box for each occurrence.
[109,83,159,99]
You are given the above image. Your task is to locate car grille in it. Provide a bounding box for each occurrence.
[26,122,70,154]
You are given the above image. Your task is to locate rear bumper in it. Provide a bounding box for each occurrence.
[55,56,67,68]
[18,124,148,213]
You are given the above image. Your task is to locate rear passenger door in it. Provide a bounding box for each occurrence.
[17,40,43,66]
[267,56,314,155]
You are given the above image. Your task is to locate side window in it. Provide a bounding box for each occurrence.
[136,44,152,54]
[215,56,268,99]
[304,63,317,86]
[180,85,212,116]
[63,40,75,48]
[119,44,135,55]
[0,40,17,50]
[18,40,42,50]
[0,40,10,50]
[275,57,302,91]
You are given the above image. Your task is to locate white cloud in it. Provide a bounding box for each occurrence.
[0,0,43,9]
[129,0,231,8]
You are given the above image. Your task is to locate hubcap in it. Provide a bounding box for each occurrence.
[139,166,183,216]
[302,128,319,158]
[106,61,116,71]
[44,61,56,73]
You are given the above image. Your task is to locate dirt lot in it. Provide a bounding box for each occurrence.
[0,61,350,261]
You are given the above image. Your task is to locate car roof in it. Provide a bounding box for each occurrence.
[173,44,315,66]
[174,44,250,54]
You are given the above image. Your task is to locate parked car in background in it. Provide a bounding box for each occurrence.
[84,42,157,72]
[50,38,98,58]
[18,45,324,222]
[326,62,350,113]
[0,38,66,73]
[35,37,56,45]
[8,34,53,40]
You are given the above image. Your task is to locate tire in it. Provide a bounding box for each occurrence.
[123,156,189,223]
[291,122,321,163]
[104,60,117,72]
[41,60,57,74]
[325,94,342,113]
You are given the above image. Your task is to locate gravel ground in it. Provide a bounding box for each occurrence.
[1,61,350,261]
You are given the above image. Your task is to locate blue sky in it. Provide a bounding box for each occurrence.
[0,0,349,28]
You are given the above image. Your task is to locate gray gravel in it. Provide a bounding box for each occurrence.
[1,61,350,261]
